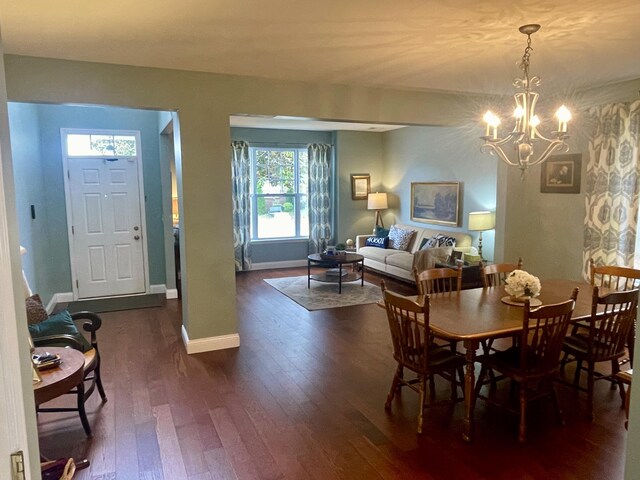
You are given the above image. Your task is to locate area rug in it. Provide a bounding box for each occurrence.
[264,275,382,311]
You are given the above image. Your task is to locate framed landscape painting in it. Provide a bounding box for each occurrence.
[540,153,582,193]
[411,182,460,226]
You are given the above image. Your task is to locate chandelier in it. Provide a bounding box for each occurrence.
[481,24,571,174]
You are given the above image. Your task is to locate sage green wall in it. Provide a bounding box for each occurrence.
[382,126,498,260]
[501,78,640,282]
[0,54,505,342]
[335,131,384,243]
[7,103,50,298]
[8,102,168,303]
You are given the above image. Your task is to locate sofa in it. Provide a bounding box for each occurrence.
[356,223,477,282]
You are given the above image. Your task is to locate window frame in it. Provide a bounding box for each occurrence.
[249,146,308,241]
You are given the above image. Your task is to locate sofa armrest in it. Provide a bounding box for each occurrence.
[355,235,372,251]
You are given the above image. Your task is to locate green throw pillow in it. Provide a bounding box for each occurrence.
[28,310,92,352]
[374,226,390,238]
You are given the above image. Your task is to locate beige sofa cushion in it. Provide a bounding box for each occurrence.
[358,246,402,264]
[385,251,414,271]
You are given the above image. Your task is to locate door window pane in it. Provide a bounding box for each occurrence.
[66,133,137,156]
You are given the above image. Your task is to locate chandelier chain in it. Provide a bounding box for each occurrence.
[519,34,533,85]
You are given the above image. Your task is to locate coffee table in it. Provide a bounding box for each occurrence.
[307,252,365,294]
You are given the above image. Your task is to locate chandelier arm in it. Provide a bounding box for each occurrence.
[525,140,569,168]
[481,143,521,168]
[482,131,522,146]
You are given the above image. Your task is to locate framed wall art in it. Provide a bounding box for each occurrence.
[411,182,460,226]
[351,174,370,200]
[540,153,582,194]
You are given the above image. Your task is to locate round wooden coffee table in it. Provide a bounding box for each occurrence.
[307,252,365,294]
[33,346,91,435]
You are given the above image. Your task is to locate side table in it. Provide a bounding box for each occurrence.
[434,262,484,290]
[33,346,92,436]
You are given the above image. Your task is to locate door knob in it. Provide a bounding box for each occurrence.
[134,235,140,240]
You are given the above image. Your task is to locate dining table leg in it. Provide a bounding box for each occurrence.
[462,338,479,442]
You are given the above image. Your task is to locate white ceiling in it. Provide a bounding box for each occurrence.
[230,115,406,131]
[1,0,639,96]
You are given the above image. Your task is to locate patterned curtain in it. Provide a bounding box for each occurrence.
[231,141,251,271]
[308,143,333,253]
[583,100,640,280]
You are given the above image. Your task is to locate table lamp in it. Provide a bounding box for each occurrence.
[367,192,388,233]
[468,211,495,260]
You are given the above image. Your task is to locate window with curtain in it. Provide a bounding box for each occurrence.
[250,147,309,239]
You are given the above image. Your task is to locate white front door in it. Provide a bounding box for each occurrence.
[67,155,146,298]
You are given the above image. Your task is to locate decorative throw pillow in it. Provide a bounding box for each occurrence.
[388,225,415,251]
[25,294,49,325]
[374,226,390,238]
[365,236,389,248]
[28,310,92,352]
[434,234,457,247]
[421,234,457,249]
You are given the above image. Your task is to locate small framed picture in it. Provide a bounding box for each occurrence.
[540,154,582,194]
[351,174,370,200]
[449,250,463,264]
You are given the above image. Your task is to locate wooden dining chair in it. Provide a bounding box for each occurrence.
[589,258,640,366]
[480,257,524,287]
[474,288,579,442]
[560,286,638,420]
[413,266,462,295]
[380,280,465,433]
[478,257,523,355]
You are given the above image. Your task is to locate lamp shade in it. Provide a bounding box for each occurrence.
[468,211,496,231]
[367,192,388,210]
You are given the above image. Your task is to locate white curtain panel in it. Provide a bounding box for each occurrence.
[308,143,333,253]
[583,99,640,280]
[231,140,252,271]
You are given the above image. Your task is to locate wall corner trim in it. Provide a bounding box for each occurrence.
[181,325,240,354]
[165,288,179,299]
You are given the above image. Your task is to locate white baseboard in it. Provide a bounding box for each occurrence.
[166,288,179,299]
[181,325,240,354]
[250,259,307,270]
[46,292,73,313]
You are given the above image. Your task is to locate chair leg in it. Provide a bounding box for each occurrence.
[473,366,487,408]
[518,382,527,443]
[587,361,595,421]
[429,376,436,402]
[77,381,92,437]
[611,361,626,407]
[560,352,569,374]
[574,359,583,385]
[94,362,107,402]
[549,383,565,426]
[418,376,427,434]
[385,365,402,410]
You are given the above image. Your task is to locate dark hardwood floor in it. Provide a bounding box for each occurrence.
[38,268,629,479]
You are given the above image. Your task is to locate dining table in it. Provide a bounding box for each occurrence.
[384,279,597,442]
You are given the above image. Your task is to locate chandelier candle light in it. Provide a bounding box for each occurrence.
[481,24,571,175]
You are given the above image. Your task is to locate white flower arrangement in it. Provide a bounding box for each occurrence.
[504,269,541,298]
